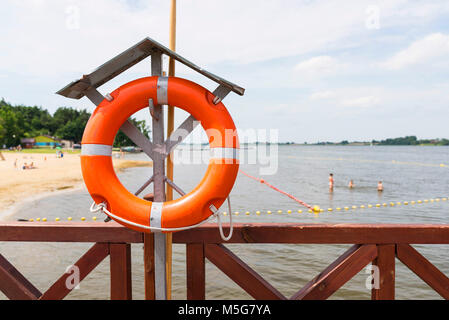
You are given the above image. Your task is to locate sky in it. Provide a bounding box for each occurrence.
[1,0,449,143]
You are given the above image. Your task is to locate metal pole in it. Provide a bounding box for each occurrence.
[150,50,167,300]
[165,0,176,300]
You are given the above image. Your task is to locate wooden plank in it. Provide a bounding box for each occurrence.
[0,253,42,300]
[0,222,142,243]
[291,244,377,300]
[186,243,205,300]
[174,223,449,244]
[371,244,395,300]
[205,244,286,300]
[144,233,155,300]
[109,243,132,300]
[40,243,109,300]
[2,223,449,245]
[396,244,449,299]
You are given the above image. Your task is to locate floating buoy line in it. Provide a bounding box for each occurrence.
[20,197,448,222]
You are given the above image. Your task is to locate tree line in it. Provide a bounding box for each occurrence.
[0,99,150,148]
[373,136,449,146]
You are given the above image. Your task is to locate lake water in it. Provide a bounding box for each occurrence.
[1,146,448,299]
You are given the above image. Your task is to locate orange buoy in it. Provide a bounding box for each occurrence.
[81,76,239,233]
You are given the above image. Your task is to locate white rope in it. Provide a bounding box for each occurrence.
[89,197,234,241]
[217,197,233,241]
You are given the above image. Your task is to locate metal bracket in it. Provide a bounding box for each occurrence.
[212,84,232,105]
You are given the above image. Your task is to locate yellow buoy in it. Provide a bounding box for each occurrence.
[223,212,227,216]
[404,201,408,205]
[245,211,250,215]
[287,210,292,214]
[411,201,415,204]
[344,206,349,211]
[417,200,422,203]
[267,211,272,214]
[328,208,333,212]
[360,205,365,209]
[256,211,261,215]
[368,204,373,208]
[29,218,34,222]
[42,218,47,222]
[55,218,60,221]
[376,204,381,207]
[92,216,97,221]
[383,203,387,207]
[390,202,395,207]
[36,218,41,221]
[336,207,341,211]
[442,198,447,201]
[435,198,440,202]
[277,210,283,214]
[234,211,239,215]
[297,210,302,213]
[313,205,321,213]
[352,206,357,210]
[81,217,86,221]
[68,217,72,221]
[308,209,313,213]
[396,202,401,205]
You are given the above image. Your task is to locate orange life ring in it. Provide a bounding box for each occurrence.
[81,76,239,233]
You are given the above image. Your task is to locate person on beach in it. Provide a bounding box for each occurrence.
[14,158,17,168]
[377,181,383,192]
[348,180,354,189]
[329,173,334,191]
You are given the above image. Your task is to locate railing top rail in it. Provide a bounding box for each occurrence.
[1,222,449,244]
[0,221,143,243]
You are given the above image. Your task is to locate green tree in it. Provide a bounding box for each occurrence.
[54,108,91,143]
[114,119,150,148]
[0,107,23,147]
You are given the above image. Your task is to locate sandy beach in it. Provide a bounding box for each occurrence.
[0,151,152,216]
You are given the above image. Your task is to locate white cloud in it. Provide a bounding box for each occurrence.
[0,0,427,77]
[294,56,342,77]
[340,95,381,108]
[382,33,449,70]
[309,90,336,100]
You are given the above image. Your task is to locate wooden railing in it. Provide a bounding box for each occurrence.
[1,222,449,300]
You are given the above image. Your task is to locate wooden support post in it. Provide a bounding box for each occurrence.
[165,0,177,300]
[144,233,155,299]
[371,244,395,300]
[396,244,449,299]
[186,243,206,300]
[109,243,132,300]
[0,253,41,300]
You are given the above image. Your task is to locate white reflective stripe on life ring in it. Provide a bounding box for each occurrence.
[150,202,164,230]
[157,77,168,105]
[81,144,113,156]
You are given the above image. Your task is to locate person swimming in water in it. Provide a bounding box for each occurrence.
[329,173,334,191]
[377,181,383,192]
[348,180,354,189]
